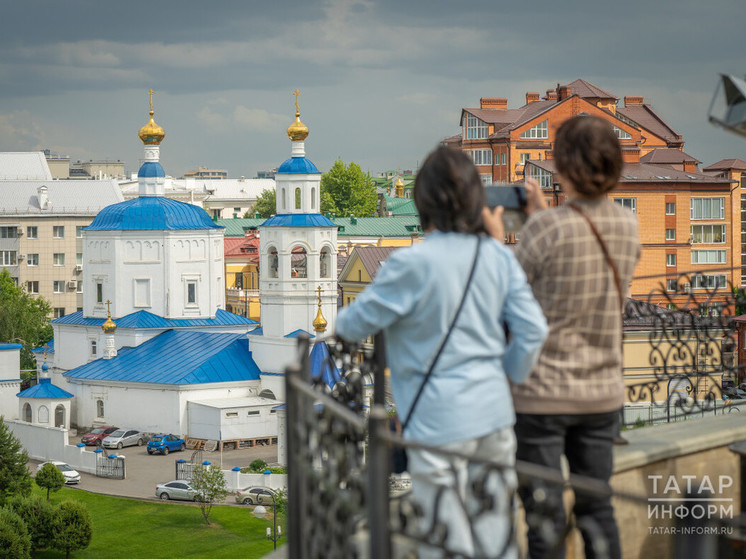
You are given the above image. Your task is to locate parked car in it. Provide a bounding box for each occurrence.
[102,429,144,449]
[36,461,81,485]
[80,425,119,447]
[147,434,186,455]
[235,485,277,506]
[722,380,746,400]
[155,480,198,501]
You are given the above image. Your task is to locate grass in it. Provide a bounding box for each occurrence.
[32,486,284,558]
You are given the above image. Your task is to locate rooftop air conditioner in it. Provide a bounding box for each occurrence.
[18,254,25,260]
[16,228,23,236]
[67,281,77,290]
[75,265,83,272]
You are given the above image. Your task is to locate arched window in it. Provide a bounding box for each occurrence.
[268,247,278,279]
[311,187,316,210]
[295,188,301,209]
[55,405,65,428]
[320,247,331,278]
[291,246,307,278]
[259,389,276,400]
[96,399,104,419]
[23,403,32,423]
[282,188,287,210]
[38,405,49,424]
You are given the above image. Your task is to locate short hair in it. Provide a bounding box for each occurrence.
[414,146,486,234]
[554,116,622,198]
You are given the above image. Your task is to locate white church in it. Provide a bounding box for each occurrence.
[20,92,340,451]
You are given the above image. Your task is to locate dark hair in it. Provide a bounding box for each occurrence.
[414,146,486,234]
[554,116,622,198]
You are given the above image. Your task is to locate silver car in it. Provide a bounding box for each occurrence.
[102,429,144,449]
[155,480,199,501]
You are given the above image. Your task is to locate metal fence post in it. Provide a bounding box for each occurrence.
[368,405,391,559]
[373,332,387,406]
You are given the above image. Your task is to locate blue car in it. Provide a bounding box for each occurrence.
[147,434,186,455]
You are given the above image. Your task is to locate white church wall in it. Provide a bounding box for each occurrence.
[0,381,21,420]
[258,373,286,402]
[0,345,21,381]
[249,336,296,377]
[4,419,98,473]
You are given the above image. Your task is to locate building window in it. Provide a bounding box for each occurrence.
[666,202,676,215]
[53,253,65,266]
[691,225,726,244]
[471,149,492,166]
[528,165,553,189]
[76,226,84,238]
[665,229,676,241]
[291,246,307,278]
[76,253,83,266]
[614,198,637,213]
[501,153,507,165]
[26,281,39,294]
[691,274,727,289]
[96,399,104,418]
[96,282,103,304]
[26,226,37,239]
[666,254,676,267]
[465,114,488,140]
[480,175,492,185]
[295,188,301,210]
[691,249,727,264]
[613,126,632,140]
[27,254,38,266]
[520,153,531,165]
[666,279,678,292]
[519,119,548,139]
[53,226,65,238]
[0,251,17,266]
[0,227,18,238]
[77,281,83,294]
[311,187,316,209]
[54,308,66,318]
[320,248,331,278]
[690,198,725,220]
[91,340,97,356]
[53,281,65,293]
[186,281,197,305]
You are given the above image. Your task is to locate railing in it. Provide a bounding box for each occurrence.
[285,271,746,558]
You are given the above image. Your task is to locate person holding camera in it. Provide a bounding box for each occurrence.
[485,115,640,559]
[336,146,547,558]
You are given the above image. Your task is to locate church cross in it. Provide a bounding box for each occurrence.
[293,89,301,113]
[105,300,112,315]
[147,89,156,112]
[316,285,323,305]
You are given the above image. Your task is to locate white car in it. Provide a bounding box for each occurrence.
[36,461,81,485]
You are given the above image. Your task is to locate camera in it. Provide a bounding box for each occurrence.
[485,184,528,233]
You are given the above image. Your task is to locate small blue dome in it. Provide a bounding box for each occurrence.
[277,157,320,174]
[138,161,165,178]
[86,197,223,231]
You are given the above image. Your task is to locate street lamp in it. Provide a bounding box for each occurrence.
[253,497,282,550]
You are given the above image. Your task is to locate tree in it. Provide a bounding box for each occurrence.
[0,270,52,370]
[51,501,92,559]
[6,494,56,555]
[320,159,378,217]
[0,418,32,501]
[191,464,228,525]
[0,508,31,559]
[34,464,65,502]
[250,188,277,218]
[247,459,267,473]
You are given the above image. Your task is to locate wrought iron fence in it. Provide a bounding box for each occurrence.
[285,271,746,558]
[95,451,125,479]
[175,450,204,481]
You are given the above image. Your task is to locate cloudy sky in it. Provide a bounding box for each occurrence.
[1,0,743,178]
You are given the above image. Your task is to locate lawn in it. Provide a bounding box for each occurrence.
[33,486,284,558]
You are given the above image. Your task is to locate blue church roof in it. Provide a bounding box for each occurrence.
[260,214,337,228]
[309,342,342,389]
[64,330,262,385]
[52,309,257,328]
[85,197,222,231]
[277,157,320,174]
[17,377,73,399]
[138,161,166,178]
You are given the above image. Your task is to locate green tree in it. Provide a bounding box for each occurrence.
[51,501,92,559]
[0,270,52,370]
[0,418,32,501]
[34,463,65,502]
[250,188,277,218]
[191,464,228,525]
[0,507,31,559]
[320,159,378,217]
[6,494,56,555]
[247,459,267,473]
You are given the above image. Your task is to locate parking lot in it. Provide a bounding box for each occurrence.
[30,434,280,503]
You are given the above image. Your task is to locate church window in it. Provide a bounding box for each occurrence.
[186,281,197,305]
[295,188,301,210]
[268,247,278,278]
[96,281,103,303]
[23,403,31,423]
[55,405,65,427]
[38,405,49,424]
[134,278,151,307]
[282,188,287,210]
[90,340,97,357]
[311,187,316,209]
[291,246,307,279]
[320,248,331,278]
[96,399,104,418]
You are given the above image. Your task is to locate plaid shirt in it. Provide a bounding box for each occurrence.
[512,197,640,414]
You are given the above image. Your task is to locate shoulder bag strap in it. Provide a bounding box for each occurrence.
[401,236,482,432]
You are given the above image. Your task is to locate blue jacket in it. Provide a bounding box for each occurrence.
[336,231,548,445]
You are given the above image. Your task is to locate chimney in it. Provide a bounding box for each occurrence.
[480,97,508,110]
[557,86,572,101]
[624,96,644,107]
[37,186,49,210]
[545,89,558,101]
[526,92,540,104]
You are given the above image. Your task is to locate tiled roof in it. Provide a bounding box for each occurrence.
[530,159,731,184]
[17,377,73,399]
[703,159,746,171]
[564,79,617,100]
[64,330,261,385]
[85,196,221,231]
[0,152,53,180]
[354,246,401,281]
[383,196,418,216]
[0,180,123,215]
[224,234,259,258]
[616,104,682,145]
[52,309,257,328]
[217,218,265,236]
[640,149,700,164]
[277,157,320,174]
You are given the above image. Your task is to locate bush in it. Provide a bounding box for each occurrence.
[5,494,55,554]
[248,459,267,473]
[52,500,92,558]
[0,507,31,559]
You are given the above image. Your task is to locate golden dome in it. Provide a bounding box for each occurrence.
[138,89,165,145]
[287,89,309,141]
[102,301,117,334]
